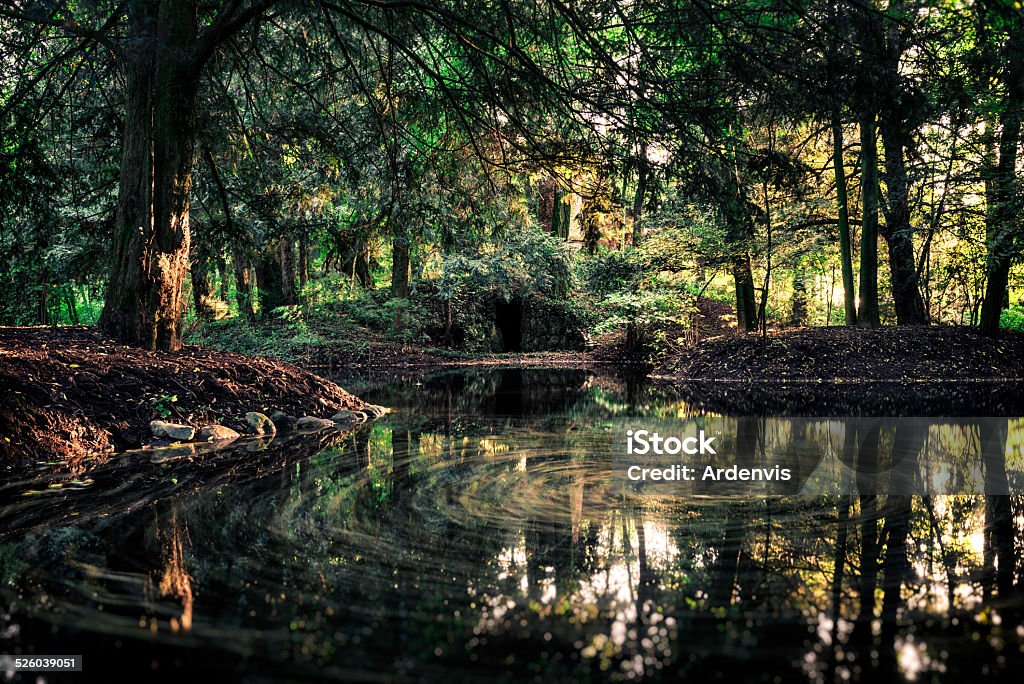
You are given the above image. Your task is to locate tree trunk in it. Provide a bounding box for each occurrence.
[392,229,410,299]
[65,287,80,325]
[99,1,199,351]
[279,237,297,306]
[551,189,569,240]
[789,263,808,326]
[857,114,881,328]
[298,232,310,292]
[723,171,757,332]
[632,148,648,245]
[732,255,757,332]
[231,247,257,324]
[255,250,285,315]
[190,246,218,320]
[216,254,229,301]
[980,35,1023,335]
[878,117,928,325]
[833,112,857,326]
[38,280,49,325]
[355,244,373,288]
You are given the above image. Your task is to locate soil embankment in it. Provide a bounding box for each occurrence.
[0,326,366,468]
[655,325,1024,415]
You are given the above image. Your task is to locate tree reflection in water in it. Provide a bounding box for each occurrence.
[0,368,1022,682]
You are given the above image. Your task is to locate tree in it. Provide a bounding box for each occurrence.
[979,5,1024,336]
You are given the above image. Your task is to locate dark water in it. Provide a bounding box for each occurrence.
[1,368,1023,682]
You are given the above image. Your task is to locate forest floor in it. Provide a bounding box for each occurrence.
[0,327,366,468]
[5,311,1024,467]
[190,295,739,372]
[654,325,1024,415]
[656,325,1024,381]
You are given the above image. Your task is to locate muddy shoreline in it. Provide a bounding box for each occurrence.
[3,325,1024,468]
[0,326,366,468]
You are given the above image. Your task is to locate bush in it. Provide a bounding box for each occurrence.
[1000,306,1024,332]
[579,248,644,297]
[421,227,584,351]
[320,289,429,344]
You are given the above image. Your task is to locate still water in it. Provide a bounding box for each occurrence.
[1,368,1023,682]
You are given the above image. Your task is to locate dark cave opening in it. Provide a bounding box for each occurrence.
[495,299,524,352]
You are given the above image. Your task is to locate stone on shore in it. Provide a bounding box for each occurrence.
[296,416,335,431]
[196,425,241,442]
[245,412,276,436]
[269,410,298,432]
[363,405,388,419]
[150,420,196,441]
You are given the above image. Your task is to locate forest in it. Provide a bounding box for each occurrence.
[3,3,1024,682]
[1,0,1023,362]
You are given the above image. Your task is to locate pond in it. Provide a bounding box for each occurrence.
[1,367,1023,682]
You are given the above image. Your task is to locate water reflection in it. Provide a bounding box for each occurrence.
[0,368,1022,681]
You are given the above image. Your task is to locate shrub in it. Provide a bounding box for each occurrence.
[1000,306,1024,332]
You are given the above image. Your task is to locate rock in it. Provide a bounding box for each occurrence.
[196,425,241,442]
[269,410,297,432]
[245,411,276,436]
[296,416,336,431]
[363,405,388,420]
[330,410,359,426]
[150,420,196,442]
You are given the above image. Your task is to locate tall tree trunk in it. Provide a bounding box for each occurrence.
[279,237,297,306]
[65,287,80,325]
[216,254,229,302]
[354,243,374,289]
[631,148,648,245]
[254,250,284,315]
[724,170,757,332]
[190,246,217,319]
[38,279,49,325]
[391,229,410,299]
[857,114,881,327]
[980,34,1023,336]
[789,262,808,326]
[231,247,256,324]
[99,1,199,351]
[551,188,569,240]
[832,112,857,326]
[298,232,310,293]
[732,253,757,332]
[878,117,928,325]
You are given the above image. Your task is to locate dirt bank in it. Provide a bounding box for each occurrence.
[654,325,1024,415]
[656,325,1024,382]
[0,327,366,468]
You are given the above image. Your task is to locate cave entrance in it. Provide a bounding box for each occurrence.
[495,299,524,352]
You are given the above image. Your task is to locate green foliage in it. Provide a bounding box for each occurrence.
[424,228,582,350]
[580,233,698,354]
[1000,306,1024,333]
[150,394,178,419]
[321,290,429,344]
[435,228,576,305]
[580,248,644,298]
